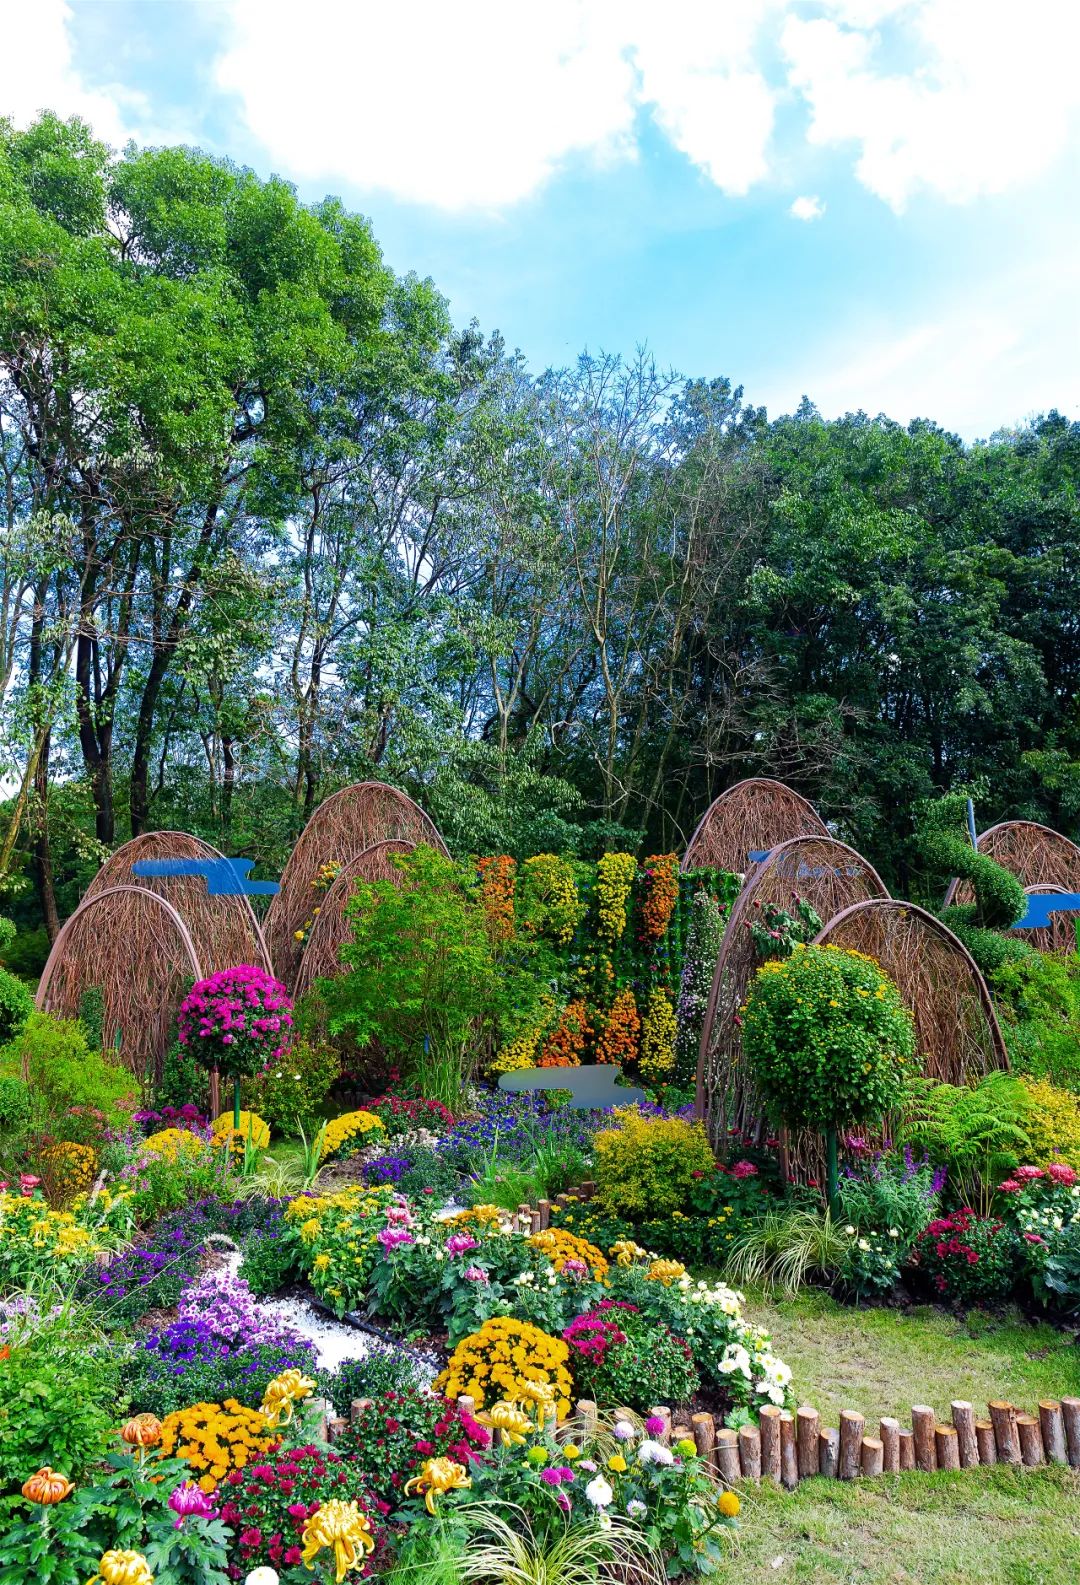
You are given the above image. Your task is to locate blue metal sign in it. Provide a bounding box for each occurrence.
[132,857,279,897]
[1012,892,1080,931]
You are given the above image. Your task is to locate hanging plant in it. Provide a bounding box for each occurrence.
[477,854,517,945]
[639,987,678,1081]
[595,852,637,943]
[595,987,640,1067]
[639,853,679,942]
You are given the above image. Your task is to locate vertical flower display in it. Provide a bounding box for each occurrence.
[517,854,584,946]
[595,988,640,1067]
[477,855,517,945]
[538,999,590,1067]
[595,852,637,944]
[639,987,677,1081]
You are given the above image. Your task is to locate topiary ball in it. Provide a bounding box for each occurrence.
[743,943,915,1133]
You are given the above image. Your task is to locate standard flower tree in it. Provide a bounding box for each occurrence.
[177,967,294,1131]
[742,944,916,1210]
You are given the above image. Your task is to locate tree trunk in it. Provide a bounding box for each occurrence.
[31,729,60,942]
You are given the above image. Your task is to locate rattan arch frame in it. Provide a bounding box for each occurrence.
[681,778,829,874]
[694,836,890,1141]
[267,783,447,989]
[36,885,203,1084]
[85,831,271,975]
[812,899,1008,1078]
[293,839,415,998]
[943,820,1080,910]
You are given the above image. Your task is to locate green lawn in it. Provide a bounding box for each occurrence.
[726,1290,1080,1584]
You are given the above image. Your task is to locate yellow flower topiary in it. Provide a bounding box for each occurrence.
[435,1316,574,1420]
[158,1399,276,1493]
[211,1110,270,1153]
[1019,1077,1080,1171]
[318,1110,385,1162]
[142,1128,209,1164]
[529,1226,609,1282]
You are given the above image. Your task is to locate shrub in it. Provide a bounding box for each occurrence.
[593,1109,715,1218]
[248,1038,340,1137]
[436,1316,575,1419]
[211,1108,270,1152]
[177,965,294,1082]
[993,951,1080,1090]
[914,1208,1016,1304]
[563,1299,699,1412]
[238,1217,299,1298]
[153,1028,211,1115]
[743,944,915,1134]
[0,1073,31,1131]
[0,1310,122,1489]
[1,1012,136,1127]
[330,1387,490,1508]
[0,967,33,1046]
[838,1227,903,1299]
[1018,1076,1080,1171]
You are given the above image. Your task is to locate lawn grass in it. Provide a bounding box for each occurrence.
[726,1289,1080,1584]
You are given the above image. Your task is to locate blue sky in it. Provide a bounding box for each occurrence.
[5,1,1080,438]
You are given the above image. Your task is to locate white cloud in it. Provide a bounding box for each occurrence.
[782,1,1080,211]
[0,0,153,147]
[790,194,825,221]
[214,0,781,210]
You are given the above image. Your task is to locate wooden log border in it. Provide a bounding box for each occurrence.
[322,1385,1080,1494]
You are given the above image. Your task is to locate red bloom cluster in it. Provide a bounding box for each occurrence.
[219,1443,381,1578]
[918,1208,1005,1296]
[330,1390,490,1508]
[367,1094,455,1132]
[562,1312,629,1366]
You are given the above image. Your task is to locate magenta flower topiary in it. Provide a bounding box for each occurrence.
[177,965,293,1081]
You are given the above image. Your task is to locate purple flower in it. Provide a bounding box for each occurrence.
[168,1482,217,1528]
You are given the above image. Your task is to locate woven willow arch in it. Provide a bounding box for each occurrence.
[267,783,447,989]
[681,778,828,874]
[293,839,415,998]
[813,899,1008,1079]
[694,836,890,1143]
[36,886,203,1084]
[944,820,1080,905]
[85,831,271,975]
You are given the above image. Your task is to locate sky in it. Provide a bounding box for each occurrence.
[3,0,1080,440]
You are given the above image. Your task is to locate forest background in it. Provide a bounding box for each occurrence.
[2,113,1079,973]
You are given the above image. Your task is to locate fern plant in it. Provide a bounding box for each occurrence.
[896,1072,1032,1215]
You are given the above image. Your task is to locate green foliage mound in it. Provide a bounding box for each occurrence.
[743,944,915,1133]
[0,1011,136,1128]
[914,794,1030,973]
[593,1109,715,1217]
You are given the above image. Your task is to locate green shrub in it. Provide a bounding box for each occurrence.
[0,1308,121,1489]
[238,1224,300,1298]
[0,1011,136,1128]
[835,1153,941,1251]
[247,1038,340,1137]
[0,967,33,1047]
[992,951,1080,1090]
[593,1109,715,1218]
[153,1029,210,1115]
[563,1301,699,1413]
[743,944,915,1133]
[77,985,104,1050]
[1017,1076,1080,1171]
[0,1074,31,1132]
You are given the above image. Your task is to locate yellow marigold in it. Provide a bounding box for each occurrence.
[39,1140,98,1197]
[318,1110,386,1162]
[142,1128,208,1165]
[284,1185,376,1224]
[158,1399,275,1492]
[595,851,637,942]
[446,1203,508,1232]
[490,1028,541,1076]
[435,1317,574,1421]
[529,1226,610,1283]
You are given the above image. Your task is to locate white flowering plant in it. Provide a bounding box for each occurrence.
[837,1225,903,1300]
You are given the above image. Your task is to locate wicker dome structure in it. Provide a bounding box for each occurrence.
[84,830,271,975]
[681,778,828,874]
[694,836,890,1143]
[36,886,203,1085]
[293,839,415,998]
[944,820,1080,906]
[813,899,1008,1081]
[267,782,447,990]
